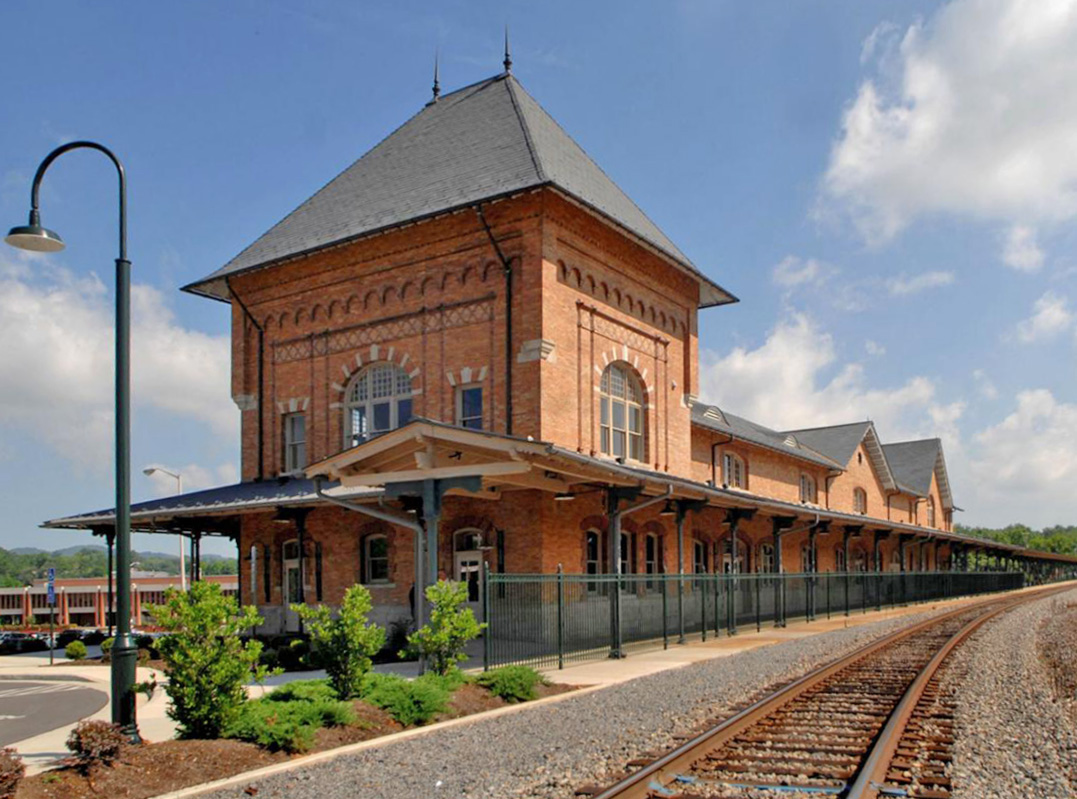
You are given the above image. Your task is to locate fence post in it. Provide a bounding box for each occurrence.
[662,575,669,650]
[482,562,491,671]
[701,577,708,642]
[714,573,721,637]
[556,564,565,670]
[826,573,831,619]
[755,576,761,633]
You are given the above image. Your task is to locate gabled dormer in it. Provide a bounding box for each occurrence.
[883,439,955,530]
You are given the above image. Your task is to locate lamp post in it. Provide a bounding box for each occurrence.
[143,467,186,590]
[5,141,139,741]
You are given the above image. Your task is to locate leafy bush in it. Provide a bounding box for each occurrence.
[136,648,151,664]
[149,581,273,739]
[0,747,24,799]
[65,720,126,773]
[476,665,546,703]
[100,637,114,657]
[294,585,385,699]
[403,580,485,676]
[134,634,154,650]
[64,640,88,660]
[226,696,354,753]
[362,672,449,726]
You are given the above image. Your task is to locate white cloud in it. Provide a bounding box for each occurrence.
[699,313,960,440]
[1014,290,1073,342]
[886,270,956,295]
[143,462,239,495]
[0,253,236,468]
[1001,224,1046,272]
[772,255,833,289]
[967,389,1077,524]
[865,339,886,357]
[821,0,1077,243]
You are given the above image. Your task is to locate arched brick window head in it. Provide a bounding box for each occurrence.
[345,362,414,445]
[599,362,645,461]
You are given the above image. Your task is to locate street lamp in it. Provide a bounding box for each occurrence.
[5,141,139,741]
[143,467,187,590]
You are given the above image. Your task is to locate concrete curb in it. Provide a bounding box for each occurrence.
[150,682,608,799]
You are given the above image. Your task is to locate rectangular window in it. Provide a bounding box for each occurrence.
[283,413,306,472]
[456,385,484,430]
[645,534,658,590]
[693,540,707,574]
[365,536,389,583]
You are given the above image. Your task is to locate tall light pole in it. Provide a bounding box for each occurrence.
[6,141,139,741]
[143,467,186,590]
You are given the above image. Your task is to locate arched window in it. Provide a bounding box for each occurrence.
[362,534,389,584]
[693,539,708,573]
[599,363,644,461]
[759,543,775,573]
[644,534,661,586]
[853,488,868,515]
[585,531,602,577]
[927,496,936,527]
[723,452,746,489]
[344,362,414,446]
[835,545,846,572]
[799,473,817,504]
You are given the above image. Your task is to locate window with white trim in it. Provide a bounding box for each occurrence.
[853,487,867,515]
[722,452,746,489]
[693,539,707,573]
[456,384,483,430]
[283,413,306,472]
[759,543,775,573]
[799,473,817,504]
[344,362,413,446]
[599,363,644,461]
[927,496,936,527]
[363,534,389,584]
[644,534,659,588]
[835,545,846,572]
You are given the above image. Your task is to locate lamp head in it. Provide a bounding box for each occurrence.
[659,499,677,517]
[5,210,64,253]
[142,468,157,477]
[553,491,576,502]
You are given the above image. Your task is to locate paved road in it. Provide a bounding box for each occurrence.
[0,681,108,746]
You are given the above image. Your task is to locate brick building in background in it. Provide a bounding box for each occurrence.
[44,64,1074,639]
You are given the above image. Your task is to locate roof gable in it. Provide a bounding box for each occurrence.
[883,439,954,508]
[184,74,734,308]
[691,403,842,469]
[785,421,898,491]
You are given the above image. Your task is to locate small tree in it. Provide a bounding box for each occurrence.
[404,580,485,676]
[150,581,272,739]
[294,585,385,699]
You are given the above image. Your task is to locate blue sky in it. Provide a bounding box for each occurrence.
[2,0,1075,556]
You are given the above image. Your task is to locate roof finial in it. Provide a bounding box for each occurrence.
[432,50,441,102]
[503,26,512,74]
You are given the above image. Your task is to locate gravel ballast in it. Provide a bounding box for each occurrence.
[201,603,972,799]
[948,587,1077,799]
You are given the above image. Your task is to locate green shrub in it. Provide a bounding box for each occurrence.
[293,585,385,699]
[226,696,354,753]
[362,672,449,726]
[278,638,310,671]
[149,581,273,739]
[100,637,114,657]
[259,647,280,670]
[65,720,126,773]
[64,640,88,660]
[265,679,337,704]
[0,746,24,798]
[136,648,151,664]
[476,665,546,703]
[402,580,485,676]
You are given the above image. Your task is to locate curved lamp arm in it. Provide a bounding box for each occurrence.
[26,140,127,260]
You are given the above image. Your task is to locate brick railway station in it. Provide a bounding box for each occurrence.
[43,65,1077,663]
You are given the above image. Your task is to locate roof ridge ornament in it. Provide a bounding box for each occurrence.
[431,50,441,104]
[503,26,512,74]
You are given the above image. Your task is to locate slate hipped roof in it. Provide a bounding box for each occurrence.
[783,422,874,468]
[183,73,736,308]
[883,439,954,509]
[691,404,842,469]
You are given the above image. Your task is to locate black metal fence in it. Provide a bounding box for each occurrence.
[482,570,1025,669]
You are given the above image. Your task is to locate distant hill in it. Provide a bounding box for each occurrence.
[0,544,237,586]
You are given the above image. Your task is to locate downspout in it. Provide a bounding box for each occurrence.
[474,205,513,436]
[313,477,428,653]
[710,434,734,486]
[608,485,673,658]
[228,278,265,481]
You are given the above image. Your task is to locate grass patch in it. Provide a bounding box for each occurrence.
[361,672,450,726]
[225,684,355,753]
[475,665,548,703]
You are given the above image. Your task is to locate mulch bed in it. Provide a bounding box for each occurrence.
[16,681,579,799]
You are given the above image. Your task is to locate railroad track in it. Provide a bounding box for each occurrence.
[578,585,1070,799]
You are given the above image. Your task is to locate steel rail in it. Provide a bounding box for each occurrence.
[588,584,1070,799]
